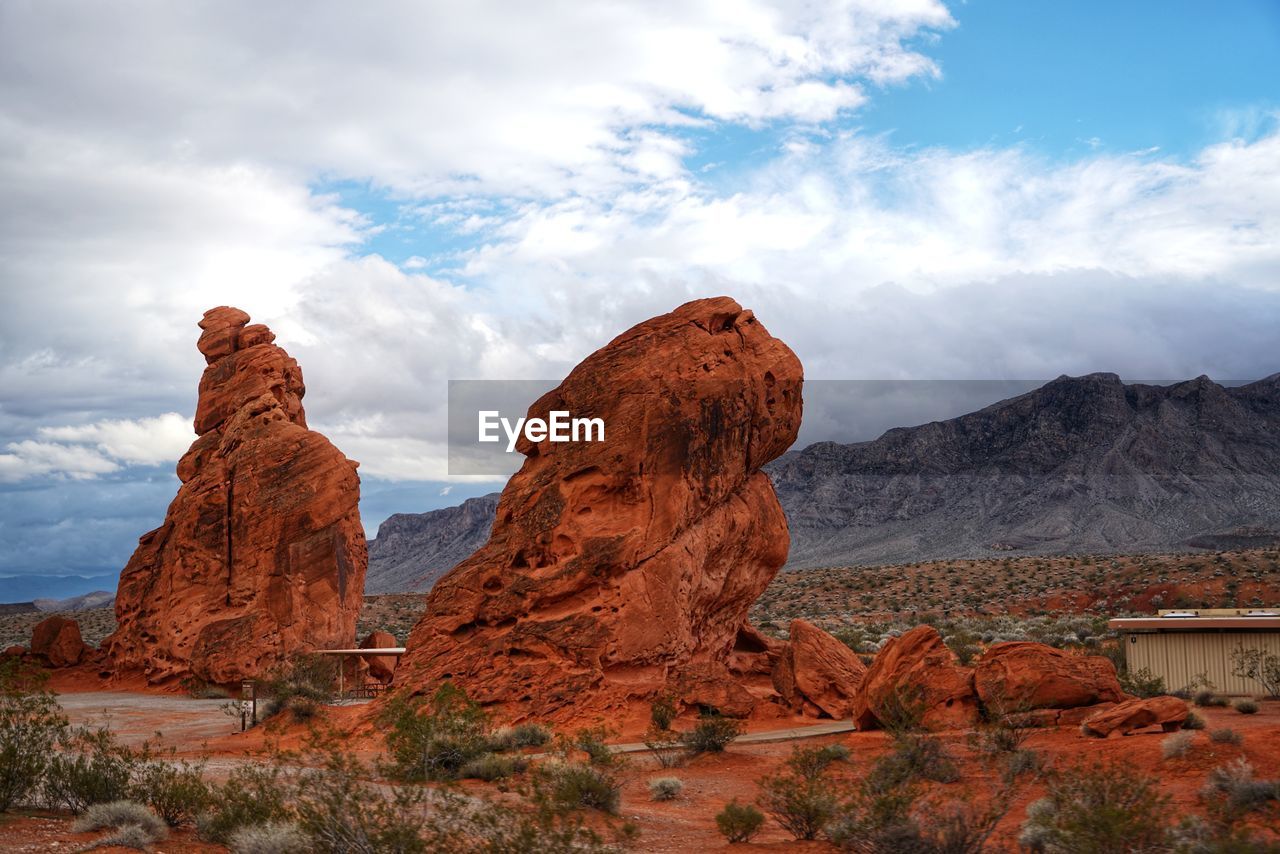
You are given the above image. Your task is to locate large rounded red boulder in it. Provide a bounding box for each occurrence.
[395,297,803,719]
[974,641,1126,711]
[852,625,979,731]
[772,619,867,719]
[30,616,87,668]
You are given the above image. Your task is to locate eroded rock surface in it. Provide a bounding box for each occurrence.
[395,297,802,718]
[361,630,400,683]
[852,625,979,731]
[772,619,866,719]
[105,307,367,686]
[974,641,1126,711]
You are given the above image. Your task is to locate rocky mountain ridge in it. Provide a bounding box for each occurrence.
[365,371,1280,589]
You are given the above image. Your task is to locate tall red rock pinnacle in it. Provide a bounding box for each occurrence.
[395,297,803,718]
[105,307,367,686]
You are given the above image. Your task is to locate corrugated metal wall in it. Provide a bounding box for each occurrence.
[1123,631,1280,696]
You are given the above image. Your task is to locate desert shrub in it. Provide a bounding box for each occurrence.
[1230,646,1280,697]
[1162,731,1195,759]
[538,762,622,814]
[379,683,493,782]
[681,715,743,754]
[73,799,167,838]
[507,723,552,748]
[42,726,139,813]
[1120,666,1168,699]
[1004,748,1043,780]
[460,753,526,781]
[228,821,309,854]
[867,733,959,788]
[1209,728,1243,746]
[650,693,678,731]
[1193,689,1230,708]
[571,726,617,766]
[262,654,338,720]
[196,764,292,844]
[1233,698,1259,715]
[875,686,927,735]
[828,787,1007,854]
[785,744,850,780]
[421,786,613,853]
[1202,759,1280,813]
[756,746,842,840]
[967,704,1034,756]
[1018,760,1173,853]
[84,821,166,850]
[716,799,765,844]
[1183,711,1206,730]
[641,725,687,769]
[290,748,428,854]
[0,659,68,811]
[132,755,211,827]
[648,777,682,801]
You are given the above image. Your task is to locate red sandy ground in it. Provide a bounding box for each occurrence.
[5,672,1280,852]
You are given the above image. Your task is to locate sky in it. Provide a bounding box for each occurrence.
[1,0,1278,598]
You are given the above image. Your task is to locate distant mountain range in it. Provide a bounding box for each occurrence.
[0,573,119,606]
[359,372,1280,592]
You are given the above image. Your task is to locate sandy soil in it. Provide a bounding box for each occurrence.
[6,688,1278,852]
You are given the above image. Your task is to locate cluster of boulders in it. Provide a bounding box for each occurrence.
[770,621,1188,736]
[16,296,1186,742]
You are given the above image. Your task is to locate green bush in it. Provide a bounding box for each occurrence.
[132,755,212,827]
[1182,711,1206,730]
[643,726,688,769]
[1229,646,1280,697]
[1193,689,1229,708]
[228,821,309,854]
[1209,728,1243,746]
[1017,760,1173,853]
[290,748,428,854]
[1233,698,1259,715]
[42,726,139,813]
[85,822,166,850]
[1202,759,1279,814]
[196,764,292,844]
[648,777,682,801]
[571,726,617,766]
[868,733,960,788]
[261,654,339,720]
[0,659,68,811]
[756,746,842,841]
[681,715,743,754]
[650,694,678,731]
[505,723,552,749]
[379,683,493,782]
[1119,666,1167,699]
[538,762,622,814]
[715,799,764,844]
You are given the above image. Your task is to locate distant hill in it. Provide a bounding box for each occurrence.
[362,373,1280,591]
[769,372,1280,568]
[365,493,500,593]
[33,590,116,612]
[0,573,119,606]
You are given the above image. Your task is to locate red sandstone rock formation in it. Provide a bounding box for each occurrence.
[395,297,802,719]
[772,619,867,719]
[852,625,979,731]
[360,630,399,683]
[105,307,367,686]
[30,616,87,668]
[974,642,1126,711]
[1081,695,1189,737]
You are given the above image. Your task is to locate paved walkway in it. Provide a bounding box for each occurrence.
[608,720,856,754]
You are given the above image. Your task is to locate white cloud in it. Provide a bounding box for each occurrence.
[38,413,195,467]
[0,441,120,483]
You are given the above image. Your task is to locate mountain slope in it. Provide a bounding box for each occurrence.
[365,493,500,593]
[767,372,1280,568]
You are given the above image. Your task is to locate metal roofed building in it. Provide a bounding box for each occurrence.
[1109,609,1280,696]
